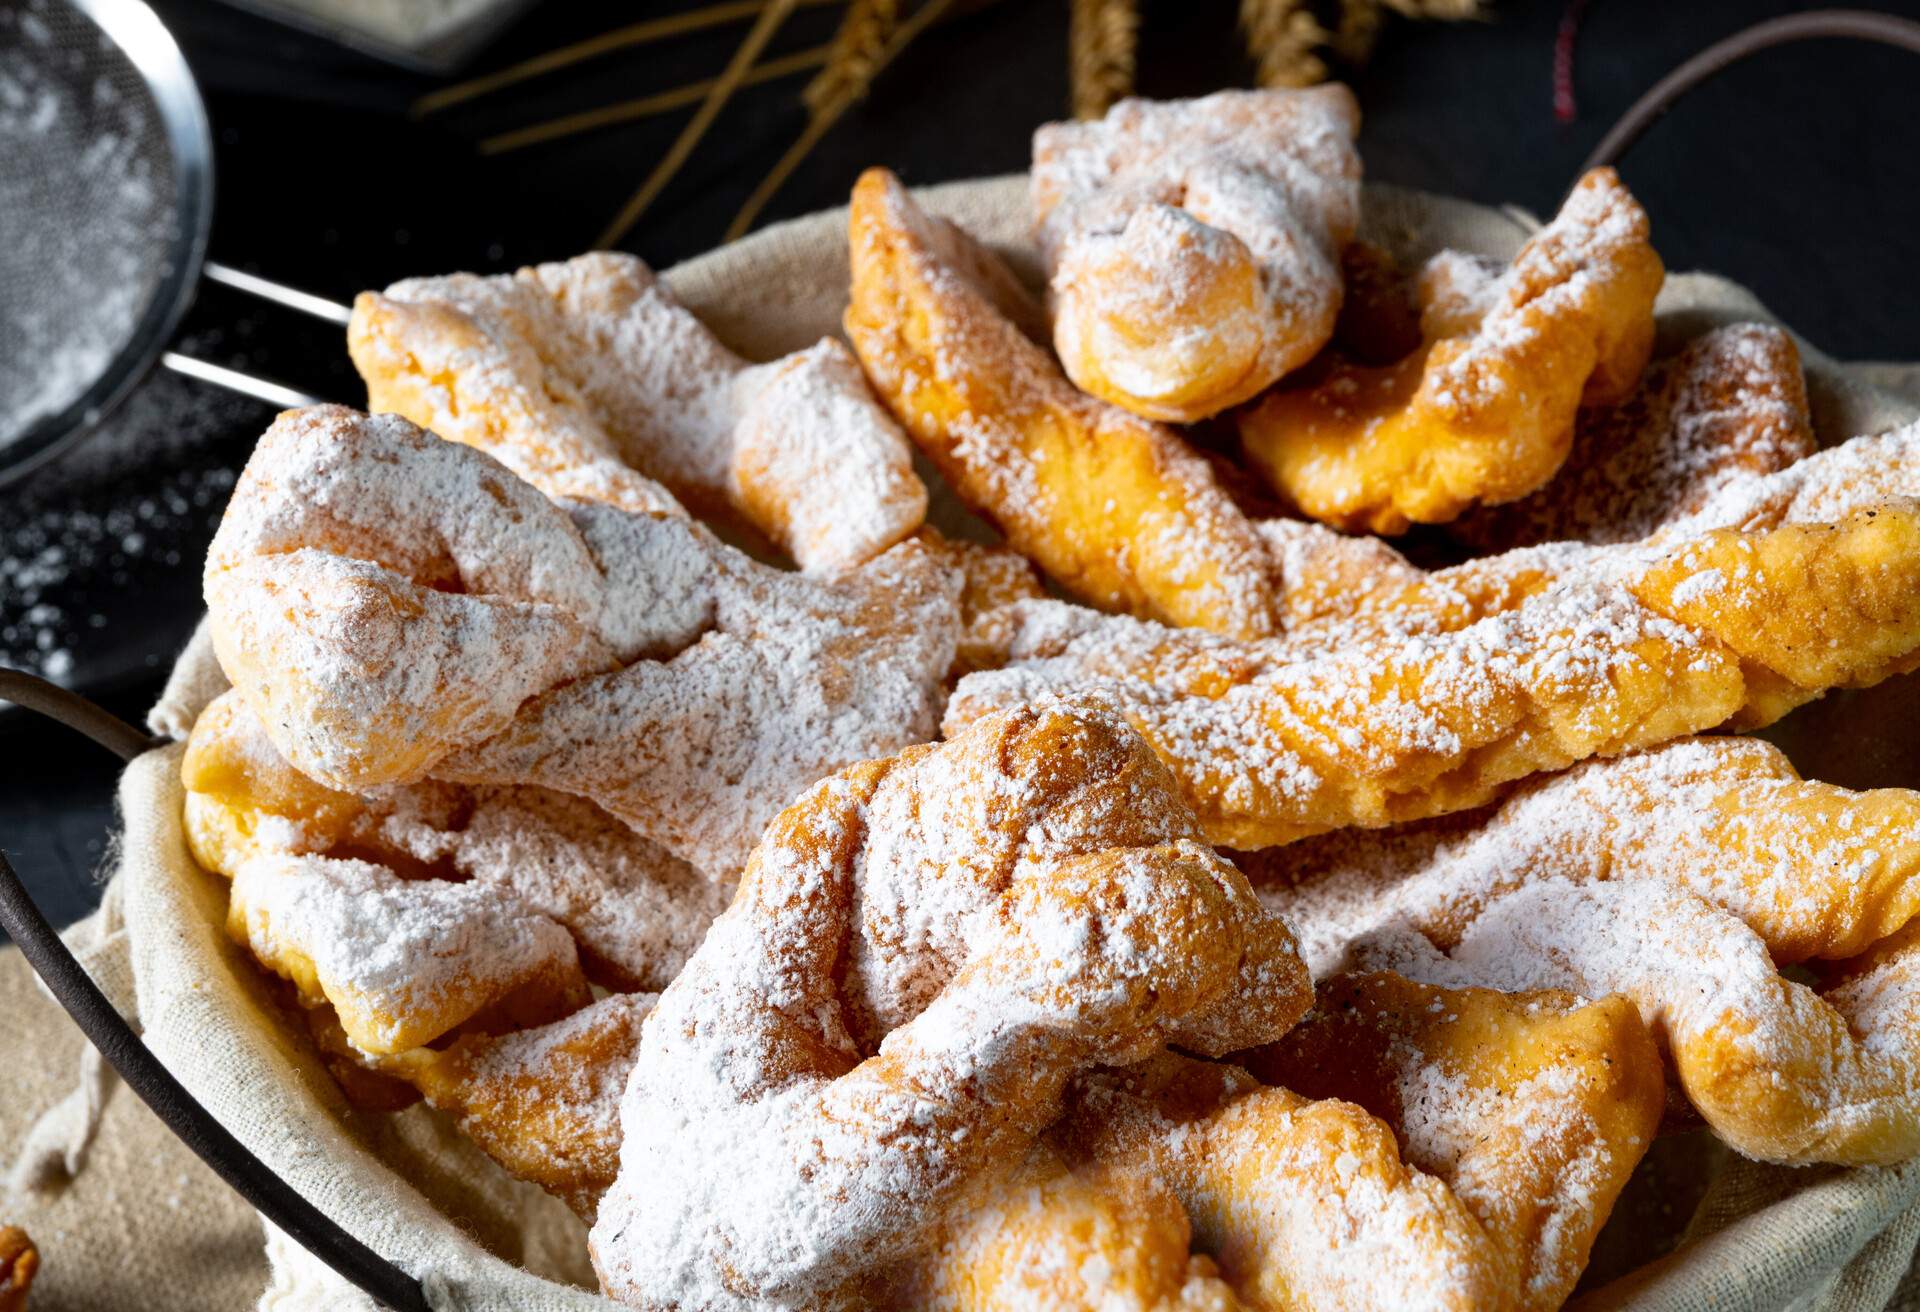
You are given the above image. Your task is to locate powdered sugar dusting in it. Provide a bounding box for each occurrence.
[352,252,928,569]
[846,167,1283,639]
[1250,734,1920,977]
[589,705,1307,1309]
[1032,87,1361,418]
[207,406,960,880]
[1350,877,1920,1165]
[1455,324,1816,549]
[228,852,582,1055]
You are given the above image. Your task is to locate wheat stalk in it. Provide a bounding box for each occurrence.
[806,0,901,112]
[726,0,967,240]
[1240,0,1332,87]
[414,0,839,116]
[1333,0,1384,63]
[596,0,801,248]
[1069,0,1139,118]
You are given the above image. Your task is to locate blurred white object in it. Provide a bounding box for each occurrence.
[213,0,538,70]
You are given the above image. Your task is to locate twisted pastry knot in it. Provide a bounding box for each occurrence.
[1032,86,1363,422]
[587,703,1311,1310]
[1256,733,1920,1167]
[847,167,1283,640]
[184,688,724,995]
[188,690,671,1217]
[1240,167,1665,534]
[949,429,1920,849]
[1256,735,1920,977]
[922,972,1661,1312]
[204,405,960,880]
[1355,882,1920,1168]
[349,251,926,571]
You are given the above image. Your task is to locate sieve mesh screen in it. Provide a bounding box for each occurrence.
[1,0,178,450]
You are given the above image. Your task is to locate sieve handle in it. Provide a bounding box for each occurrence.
[202,262,353,327]
[159,352,327,411]
[0,668,433,1312]
[159,262,354,410]
[1583,9,1920,176]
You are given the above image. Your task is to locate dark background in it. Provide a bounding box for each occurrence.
[5,0,1920,930]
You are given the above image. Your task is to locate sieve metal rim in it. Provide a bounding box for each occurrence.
[0,0,214,487]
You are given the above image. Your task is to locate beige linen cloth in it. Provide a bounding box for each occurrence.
[4,177,1920,1311]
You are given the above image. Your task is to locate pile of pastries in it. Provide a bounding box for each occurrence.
[181,85,1920,1310]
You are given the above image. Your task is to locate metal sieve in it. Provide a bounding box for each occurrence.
[0,0,346,487]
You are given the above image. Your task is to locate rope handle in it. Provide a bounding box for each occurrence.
[1582,9,1920,176]
[0,668,432,1312]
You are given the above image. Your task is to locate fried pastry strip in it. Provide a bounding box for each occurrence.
[183,690,725,992]
[1354,879,1920,1166]
[1251,735,1920,977]
[912,1148,1237,1310]
[1453,323,1814,550]
[1031,86,1362,422]
[846,167,1283,639]
[382,992,655,1221]
[228,852,590,1055]
[350,253,926,570]
[956,974,1659,1312]
[1266,425,1920,645]
[948,499,1920,848]
[204,406,959,879]
[588,704,1310,1310]
[1240,168,1664,533]
[1230,973,1663,1311]
[952,422,1920,852]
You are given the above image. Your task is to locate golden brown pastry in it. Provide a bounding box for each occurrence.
[947,495,1920,848]
[1240,169,1664,533]
[382,992,655,1221]
[1452,323,1814,550]
[203,405,959,880]
[0,1228,35,1312]
[228,851,591,1056]
[183,689,725,993]
[1031,86,1362,422]
[588,703,1311,1309]
[351,254,927,571]
[936,972,1659,1312]
[1231,973,1664,1311]
[1247,734,1920,977]
[1351,876,1920,1166]
[846,167,1284,639]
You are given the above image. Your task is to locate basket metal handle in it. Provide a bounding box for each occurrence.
[0,668,431,1312]
[1582,8,1920,175]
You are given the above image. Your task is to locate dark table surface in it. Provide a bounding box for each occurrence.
[5,0,1920,931]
